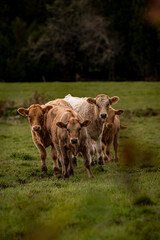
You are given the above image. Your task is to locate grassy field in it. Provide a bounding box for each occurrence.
[0,82,160,240]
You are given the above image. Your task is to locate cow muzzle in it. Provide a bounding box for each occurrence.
[32,125,41,132]
[71,138,78,144]
[106,123,113,129]
[100,113,107,119]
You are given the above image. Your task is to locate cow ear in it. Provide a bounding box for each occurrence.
[81,120,91,127]
[115,109,124,115]
[43,105,53,113]
[17,108,29,116]
[56,122,67,128]
[109,96,120,105]
[87,97,96,105]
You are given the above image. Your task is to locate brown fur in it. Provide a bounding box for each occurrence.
[17,99,71,175]
[46,99,72,108]
[46,105,93,178]
[102,107,127,162]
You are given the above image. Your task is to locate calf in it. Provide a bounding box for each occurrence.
[46,105,93,178]
[64,94,119,165]
[102,107,127,162]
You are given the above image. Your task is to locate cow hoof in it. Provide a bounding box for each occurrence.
[114,158,119,162]
[98,157,104,165]
[41,165,47,173]
[104,156,109,163]
[58,159,62,168]
[53,167,61,176]
[91,160,96,166]
[63,173,69,179]
[89,174,94,179]
[72,157,77,166]
[68,169,74,176]
[105,160,110,164]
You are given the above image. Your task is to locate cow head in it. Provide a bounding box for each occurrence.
[17,104,53,133]
[87,94,119,121]
[56,118,90,145]
[105,107,123,129]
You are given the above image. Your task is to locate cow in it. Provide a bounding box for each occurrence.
[45,99,73,167]
[17,104,55,172]
[17,99,72,175]
[102,107,127,162]
[46,104,93,179]
[64,94,120,165]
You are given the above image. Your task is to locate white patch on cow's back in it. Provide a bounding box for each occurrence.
[64,94,87,111]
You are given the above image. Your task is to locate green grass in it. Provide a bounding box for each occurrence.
[0,82,160,240]
[0,81,160,111]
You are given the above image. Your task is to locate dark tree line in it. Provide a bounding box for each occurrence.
[0,0,160,82]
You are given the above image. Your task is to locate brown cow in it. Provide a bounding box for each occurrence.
[45,99,73,167]
[102,107,127,162]
[17,99,72,175]
[64,94,120,165]
[46,105,93,179]
[17,104,55,173]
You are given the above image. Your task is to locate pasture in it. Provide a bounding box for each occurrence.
[0,82,160,240]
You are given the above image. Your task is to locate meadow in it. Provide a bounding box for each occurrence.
[0,82,160,240]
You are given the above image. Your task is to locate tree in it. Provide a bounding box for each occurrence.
[30,0,119,81]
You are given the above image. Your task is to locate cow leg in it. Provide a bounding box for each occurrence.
[72,156,77,166]
[54,144,63,175]
[90,151,96,166]
[88,138,96,166]
[113,133,119,162]
[82,147,94,178]
[60,146,70,179]
[102,143,109,163]
[105,143,112,162]
[68,152,74,176]
[51,144,60,176]
[58,159,62,167]
[35,143,47,173]
[96,138,104,165]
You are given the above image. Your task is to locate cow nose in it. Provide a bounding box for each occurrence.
[100,113,107,119]
[108,123,113,129]
[71,139,78,144]
[32,125,41,132]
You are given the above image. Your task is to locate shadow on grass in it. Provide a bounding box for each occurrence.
[10,152,36,160]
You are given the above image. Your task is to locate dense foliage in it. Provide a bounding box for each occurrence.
[0,0,160,82]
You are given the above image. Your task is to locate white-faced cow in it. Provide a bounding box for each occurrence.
[64,94,119,165]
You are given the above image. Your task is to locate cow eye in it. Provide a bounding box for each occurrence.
[67,128,70,132]
[96,104,99,108]
[78,128,81,132]
[106,104,109,108]
[28,115,31,119]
